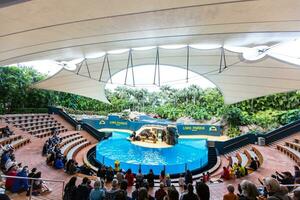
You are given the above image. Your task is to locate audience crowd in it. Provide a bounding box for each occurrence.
[61,163,300,200]
[0,126,299,200]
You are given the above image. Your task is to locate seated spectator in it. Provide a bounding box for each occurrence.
[255,157,260,168]
[79,164,93,176]
[75,177,91,200]
[274,171,295,191]
[184,170,193,185]
[136,169,144,186]
[3,126,13,137]
[263,177,290,200]
[196,181,210,200]
[221,166,231,180]
[69,161,79,175]
[105,179,120,200]
[238,180,259,200]
[125,169,134,186]
[155,182,167,200]
[42,141,49,156]
[132,183,140,200]
[46,152,55,166]
[146,169,154,188]
[223,184,238,200]
[11,166,29,193]
[204,172,210,183]
[182,183,198,200]
[63,176,77,200]
[239,163,247,177]
[295,166,300,179]
[5,165,17,191]
[89,180,105,200]
[178,174,185,187]
[54,157,64,169]
[248,157,258,171]
[32,172,51,195]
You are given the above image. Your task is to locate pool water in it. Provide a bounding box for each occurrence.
[95,132,208,175]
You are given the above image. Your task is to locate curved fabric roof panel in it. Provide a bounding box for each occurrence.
[33,47,300,104]
[33,69,110,104]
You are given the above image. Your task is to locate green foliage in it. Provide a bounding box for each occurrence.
[279,109,300,125]
[226,126,241,138]
[223,107,251,127]
[252,110,282,129]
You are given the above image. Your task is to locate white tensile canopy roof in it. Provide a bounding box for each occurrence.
[2,0,300,104]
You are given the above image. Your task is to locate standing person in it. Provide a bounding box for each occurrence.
[155,182,167,200]
[160,170,167,186]
[178,174,185,187]
[97,166,106,180]
[131,183,140,200]
[166,186,179,200]
[136,169,144,186]
[63,177,77,200]
[75,177,91,200]
[105,179,120,200]
[89,180,105,200]
[147,169,155,188]
[181,184,198,200]
[106,167,114,183]
[116,170,124,183]
[223,184,238,200]
[184,170,193,185]
[196,182,210,200]
[125,169,134,186]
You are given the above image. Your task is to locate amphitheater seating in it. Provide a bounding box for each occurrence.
[1,114,68,138]
[277,137,300,165]
[226,145,263,170]
[66,141,90,160]
[61,138,89,156]
[11,137,30,149]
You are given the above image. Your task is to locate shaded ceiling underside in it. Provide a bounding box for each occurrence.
[2,0,300,104]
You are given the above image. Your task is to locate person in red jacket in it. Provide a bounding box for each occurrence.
[5,165,17,191]
[221,166,231,180]
[125,169,134,186]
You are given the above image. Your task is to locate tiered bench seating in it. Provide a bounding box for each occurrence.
[277,137,300,165]
[226,145,263,171]
[66,141,90,160]
[61,138,88,156]
[1,114,68,138]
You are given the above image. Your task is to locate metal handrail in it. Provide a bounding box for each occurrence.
[1,175,65,200]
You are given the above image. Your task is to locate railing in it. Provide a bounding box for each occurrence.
[48,106,109,141]
[1,175,65,200]
[49,106,300,154]
[263,118,300,145]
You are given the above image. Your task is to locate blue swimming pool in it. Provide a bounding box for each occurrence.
[95,132,208,175]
